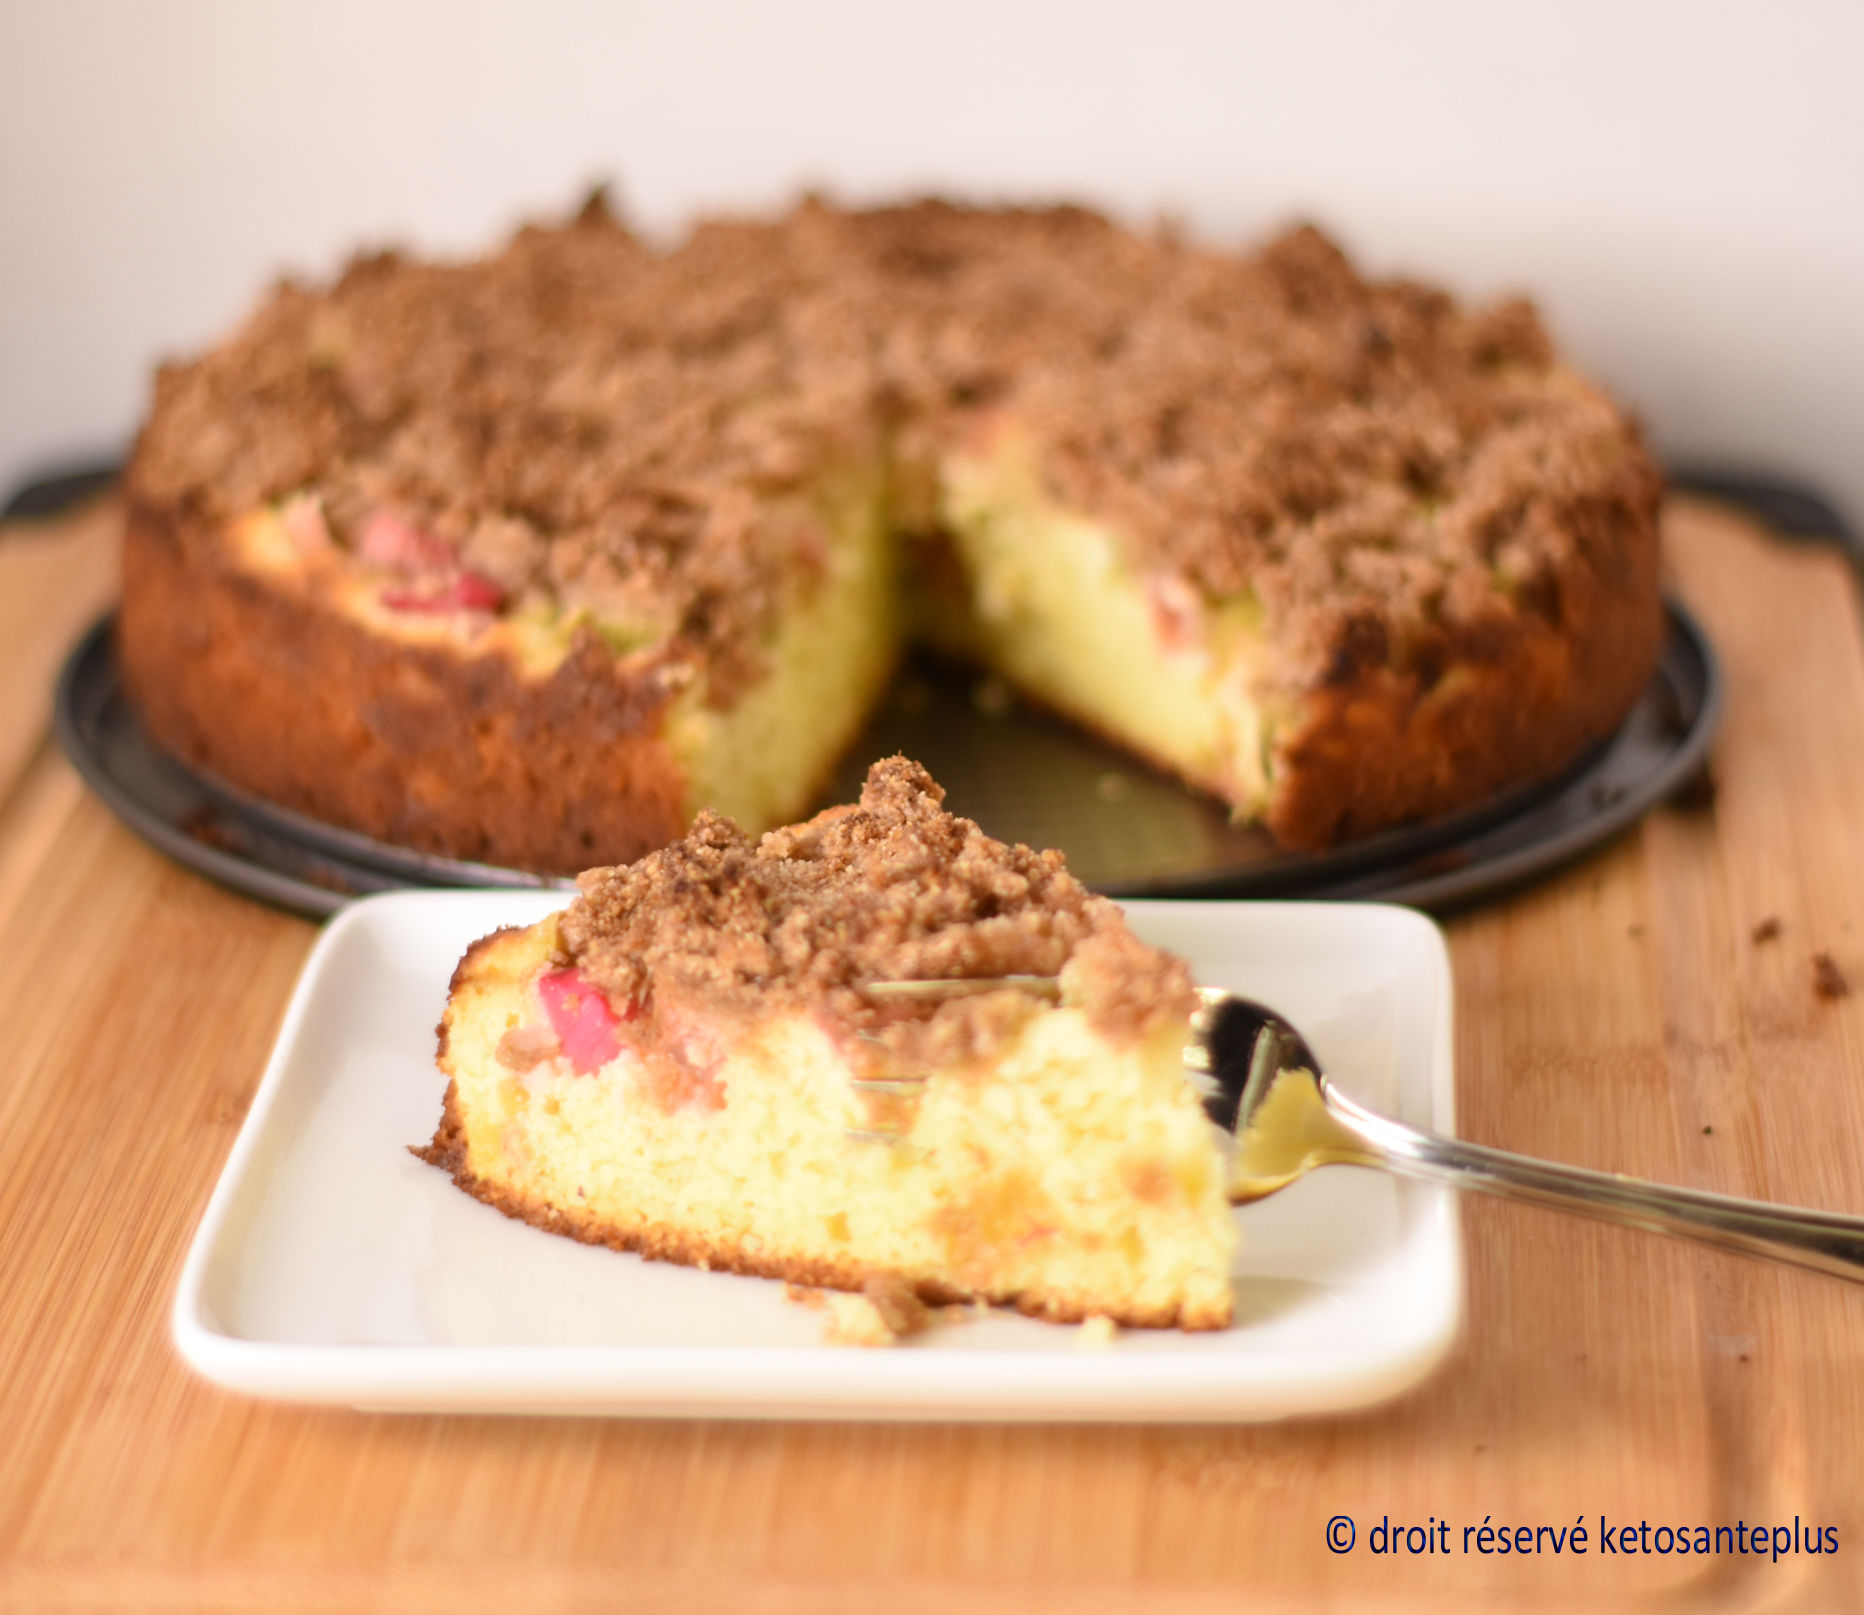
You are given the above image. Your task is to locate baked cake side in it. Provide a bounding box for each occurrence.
[121,195,1665,865]
[416,757,1237,1330]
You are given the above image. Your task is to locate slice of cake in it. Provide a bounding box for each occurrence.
[415,756,1237,1330]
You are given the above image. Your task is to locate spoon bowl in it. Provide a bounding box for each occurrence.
[1190,990,1864,1284]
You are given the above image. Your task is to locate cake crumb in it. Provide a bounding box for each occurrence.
[1668,765,1719,812]
[821,1294,896,1346]
[1075,1314,1119,1350]
[893,676,934,715]
[971,676,1014,718]
[861,1273,931,1337]
[1812,952,1849,1001]
[811,1274,933,1347]
[1750,917,1781,944]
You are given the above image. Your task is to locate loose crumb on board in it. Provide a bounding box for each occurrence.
[1075,1315,1119,1350]
[1812,952,1850,1001]
[1751,917,1782,945]
[1667,764,1719,813]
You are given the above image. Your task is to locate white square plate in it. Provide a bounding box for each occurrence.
[174,892,1461,1421]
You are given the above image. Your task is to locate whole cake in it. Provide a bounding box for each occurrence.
[121,193,1664,868]
[417,757,1236,1330]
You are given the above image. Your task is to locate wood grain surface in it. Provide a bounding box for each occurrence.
[0,495,1860,1614]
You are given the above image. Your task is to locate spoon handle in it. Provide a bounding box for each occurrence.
[1327,1088,1864,1283]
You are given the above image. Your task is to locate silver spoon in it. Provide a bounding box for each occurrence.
[1190,989,1864,1283]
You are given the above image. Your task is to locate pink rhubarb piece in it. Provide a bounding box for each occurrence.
[537,969,627,1074]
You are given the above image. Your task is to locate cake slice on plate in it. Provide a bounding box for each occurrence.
[415,756,1236,1330]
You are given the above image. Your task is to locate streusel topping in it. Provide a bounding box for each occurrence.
[130,193,883,690]
[559,756,1196,1070]
[845,203,1658,692]
[129,191,1658,701]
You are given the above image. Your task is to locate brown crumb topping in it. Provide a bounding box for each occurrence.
[128,191,1658,703]
[130,192,880,695]
[858,204,1659,692]
[558,756,1195,1070]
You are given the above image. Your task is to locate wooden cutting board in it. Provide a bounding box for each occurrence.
[0,493,1859,1613]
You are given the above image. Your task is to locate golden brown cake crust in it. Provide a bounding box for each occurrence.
[1264,477,1664,848]
[413,1078,1221,1330]
[1260,439,1665,846]
[119,503,690,871]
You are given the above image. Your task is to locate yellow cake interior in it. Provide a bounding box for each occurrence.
[934,430,1275,818]
[667,459,900,833]
[235,423,1278,845]
[236,456,903,840]
[439,916,1237,1330]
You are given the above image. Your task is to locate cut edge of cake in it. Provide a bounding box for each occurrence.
[120,448,900,870]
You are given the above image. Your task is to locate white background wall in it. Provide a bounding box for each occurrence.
[3,1,1861,526]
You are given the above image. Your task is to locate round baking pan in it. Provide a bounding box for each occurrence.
[55,603,1719,919]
